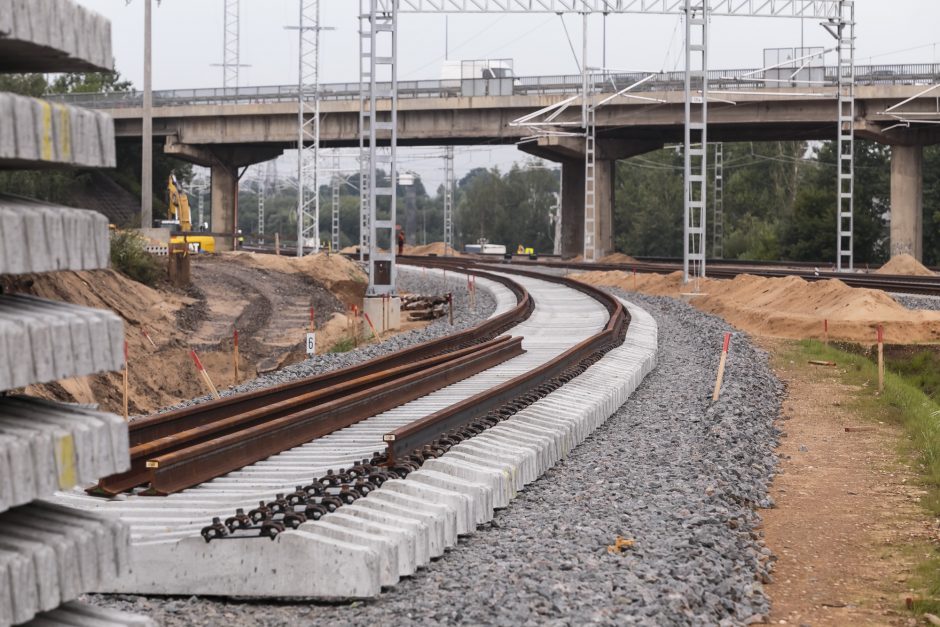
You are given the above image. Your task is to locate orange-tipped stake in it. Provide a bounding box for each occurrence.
[712,332,732,402]
[140,327,157,349]
[191,349,221,399]
[363,312,381,341]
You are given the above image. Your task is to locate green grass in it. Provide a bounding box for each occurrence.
[787,340,940,613]
[327,337,357,354]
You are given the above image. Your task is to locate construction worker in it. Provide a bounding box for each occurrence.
[397,226,405,255]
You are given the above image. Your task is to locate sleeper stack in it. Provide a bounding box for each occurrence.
[0,1,153,625]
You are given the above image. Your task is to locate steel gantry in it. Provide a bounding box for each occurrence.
[832,0,855,271]
[290,1,328,257]
[712,143,724,259]
[332,150,342,253]
[223,0,240,91]
[359,0,399,296]
[444,145,455,256]
[361,0,848,287]
[683,0,708,280]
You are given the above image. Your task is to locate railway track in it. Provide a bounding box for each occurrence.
[54,262,658,599]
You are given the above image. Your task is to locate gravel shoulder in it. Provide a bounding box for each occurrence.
[94,291,784,626]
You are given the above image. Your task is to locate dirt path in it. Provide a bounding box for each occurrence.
[183,256,346,370]
[760,338,933,626]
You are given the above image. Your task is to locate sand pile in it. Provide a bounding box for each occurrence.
[575,270,940,344]
[599,252,638,264]
[875,254,935,277]
[404,242,459,257]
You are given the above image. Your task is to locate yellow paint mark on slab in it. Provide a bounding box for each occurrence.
[56,434,77,489]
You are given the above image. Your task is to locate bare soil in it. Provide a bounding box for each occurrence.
[575,271,940,344]
[761,338,934,626]
[4,252,417,415]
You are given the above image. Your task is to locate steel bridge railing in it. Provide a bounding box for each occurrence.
[48,63,940,110]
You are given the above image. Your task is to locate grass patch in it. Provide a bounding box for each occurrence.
[786,340,940,613]
[110,230,162,286]
[327,337,357,354]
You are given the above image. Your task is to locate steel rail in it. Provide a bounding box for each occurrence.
[119,270,531,449]
[92,336,520,496]
[142,334,525,495]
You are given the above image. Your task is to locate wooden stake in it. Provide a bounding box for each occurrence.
[275,232,281,256]
[824,318,829,345]
[191,349,221,399]
[877,324,885,393]
[448,293,454,326]
[633,267,637,291]
[353,305,360,346]
[712,332,732,402]
[309,307,316,333]
[233,328,240,385]
[122,340,129,421]
[363,312,381,341]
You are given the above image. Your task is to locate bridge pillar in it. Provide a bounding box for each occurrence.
[559,159,614,259]
[890,144,923,261]
[211,163,238,252]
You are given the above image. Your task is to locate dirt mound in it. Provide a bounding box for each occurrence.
[404,242,459,257]
[575,270,940,344]
[599,252,638,264]
[225,251,367,305]
[875,254,935,277]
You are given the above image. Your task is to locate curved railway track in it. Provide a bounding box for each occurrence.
[56,261,658,599]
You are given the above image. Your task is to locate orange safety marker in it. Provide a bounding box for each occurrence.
[712,332,732,402]
[190,349,221,399]
[122,340,129,421]
[877,324,885,393]
[233,328,240,385]
[140,327,157,349]
[363,312,381,341]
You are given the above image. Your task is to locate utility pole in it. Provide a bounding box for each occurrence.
[141,0,153,230]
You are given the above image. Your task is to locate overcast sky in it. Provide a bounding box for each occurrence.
[76,1,940,189]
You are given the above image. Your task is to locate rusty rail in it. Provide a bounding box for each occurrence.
[90,266,533,496]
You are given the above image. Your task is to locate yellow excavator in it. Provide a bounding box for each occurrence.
[160,173,215,253]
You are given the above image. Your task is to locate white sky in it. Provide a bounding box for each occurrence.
[76,1,940,189]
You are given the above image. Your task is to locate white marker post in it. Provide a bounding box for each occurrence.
[712,333,732,402]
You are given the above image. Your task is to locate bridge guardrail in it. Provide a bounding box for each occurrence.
[47,64,940,110]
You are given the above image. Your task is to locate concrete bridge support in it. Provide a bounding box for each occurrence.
[559,160,614,259]
[211,163,238,252]
[522,136,660,260]
[890,144,924,261]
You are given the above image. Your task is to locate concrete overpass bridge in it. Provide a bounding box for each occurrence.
[58,64,940,258]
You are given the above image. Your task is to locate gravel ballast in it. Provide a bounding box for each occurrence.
[891,293,940,311]
[93,290,783,626]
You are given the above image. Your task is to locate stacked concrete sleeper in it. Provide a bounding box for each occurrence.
[0,1,155,625]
